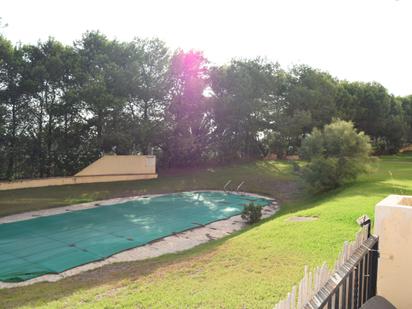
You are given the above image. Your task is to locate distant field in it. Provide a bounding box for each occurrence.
[1,155,411,308]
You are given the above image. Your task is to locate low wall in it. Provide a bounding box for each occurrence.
[375,194,412,309]
[0,174,158,191]
[75,155,156,176]
[0,155,158,191]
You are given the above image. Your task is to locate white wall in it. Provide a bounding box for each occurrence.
[375,194,412,309]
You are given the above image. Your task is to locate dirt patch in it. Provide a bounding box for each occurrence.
[288,216,318,222]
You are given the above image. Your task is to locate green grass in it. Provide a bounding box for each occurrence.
[1,155,412,308]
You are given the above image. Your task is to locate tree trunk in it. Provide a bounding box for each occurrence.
[97,109,103,152]
[38,95,45,178]
[46,114,53,177]
[6,101,16,180]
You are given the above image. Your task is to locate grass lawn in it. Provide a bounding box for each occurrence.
[1,155,411,308]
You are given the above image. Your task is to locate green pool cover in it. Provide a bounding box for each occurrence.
[0,191,272,282]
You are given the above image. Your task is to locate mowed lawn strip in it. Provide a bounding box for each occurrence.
[1,155,411,308]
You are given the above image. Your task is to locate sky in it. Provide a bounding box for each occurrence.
[2,0,411,96]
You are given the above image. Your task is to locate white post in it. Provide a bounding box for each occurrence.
[375,194,412,309]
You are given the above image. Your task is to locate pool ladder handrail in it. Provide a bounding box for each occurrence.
[236,181,245,192]
[223,180,232,192]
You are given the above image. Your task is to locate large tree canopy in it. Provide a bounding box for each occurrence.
[0,31,410,180]
[210,58,285,160]
[336,81,408,153]
[163,50,211,167]
[123,38,170,155]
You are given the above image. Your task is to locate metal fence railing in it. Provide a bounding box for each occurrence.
[274,217,379,309]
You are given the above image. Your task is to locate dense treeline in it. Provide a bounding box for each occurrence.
[0,31,411,180]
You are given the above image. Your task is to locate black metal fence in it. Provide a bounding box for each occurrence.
[304,231,379,309]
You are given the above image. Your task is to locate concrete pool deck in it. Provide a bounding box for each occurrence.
[0,191,279,288]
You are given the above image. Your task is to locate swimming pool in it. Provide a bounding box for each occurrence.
[0,191,272,282]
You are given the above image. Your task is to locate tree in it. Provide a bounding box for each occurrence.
[163,50,211,167]
[75,31,129,155]
[210,58,285,161]
[0,36,29,180]
[299,119,372,193]
[124,38,170,154]
[22,38,78,177]
[336,81,406,154]
[399,95,412,144]
[51,46,89,176]
[263,109,312,158]
[260,65,340,158]
[285,65,338,132]
[0,28,410,179]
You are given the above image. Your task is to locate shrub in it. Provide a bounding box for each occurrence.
[292,161,301,174]
[299,119,372,193]
[241,202,263,224]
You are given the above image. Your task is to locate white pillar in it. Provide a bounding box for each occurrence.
[375,195,412,309]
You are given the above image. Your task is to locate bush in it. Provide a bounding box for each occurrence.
[292,161,301,174]
[241,203,263,224]
[299,119,372,193]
